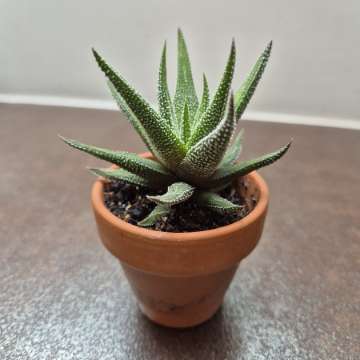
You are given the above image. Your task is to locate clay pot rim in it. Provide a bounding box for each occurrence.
[91,152,269,245]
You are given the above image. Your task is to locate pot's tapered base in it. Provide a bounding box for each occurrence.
[137,294,223,328]
[121,262,238,329]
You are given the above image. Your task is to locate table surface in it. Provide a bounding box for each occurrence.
[1,104,359,360]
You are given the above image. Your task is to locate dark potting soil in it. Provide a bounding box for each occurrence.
[103,180,254,232]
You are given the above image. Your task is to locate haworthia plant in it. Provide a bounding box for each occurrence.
[60,29,291,227]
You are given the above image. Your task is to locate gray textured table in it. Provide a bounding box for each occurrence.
[1,104,359,359]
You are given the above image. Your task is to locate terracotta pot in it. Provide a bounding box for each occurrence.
[91,152,269,328]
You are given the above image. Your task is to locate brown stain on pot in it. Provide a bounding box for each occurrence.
[91,152,269,328]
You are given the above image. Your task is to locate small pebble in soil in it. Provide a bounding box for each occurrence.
[103,180,254,232]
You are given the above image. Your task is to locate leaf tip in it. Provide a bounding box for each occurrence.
[58,135,74,146]
[287,139,293,149]
[279,139,292,157]
[231,38,236,53]
[146,194,158,203]
[265,41,273,57]
[87,167,110,179]
[87,167,100,176]
[91,48,103,65]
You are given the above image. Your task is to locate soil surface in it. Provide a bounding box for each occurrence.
[103,180,254,232]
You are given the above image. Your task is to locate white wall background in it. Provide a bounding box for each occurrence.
[1,0,360,124]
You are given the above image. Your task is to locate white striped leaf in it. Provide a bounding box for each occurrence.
[181,102,191,144]
[107,81,157,155]
[158,42,176,128]
[235,41,272,121]
[147,182,195,206]
[189,40,236,146]
[193,74,210,128]
[209,140,292,186]
[88,168,160,188]
[92,49,186,167]
[219,129,244,167]
[196,191,242,213]
[59,136,174,182]
[174,29,199,124]
[178,94,236,180]
[138,205,170,227]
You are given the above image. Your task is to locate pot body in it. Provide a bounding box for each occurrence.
[121,263,238,328]
[91,153,269,328]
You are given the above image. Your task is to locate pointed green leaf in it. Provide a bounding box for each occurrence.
[211,140,292,185]
[219,129,244,167]
[174,29,199,123]
[147,182,195,206]
[158,42,175,128]
[59,136,174,182]
[88,168,158,188]
[92,49,186,167]
[196,191,242,214]
[138,204,170,227]
[193,73,210,127]
[189,40,236,146]
[181,102,191,144]
[107,81,156,155]
[178,94,236,180]
[235,41,272,121]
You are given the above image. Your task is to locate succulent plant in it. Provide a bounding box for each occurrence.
[60,29,291,227]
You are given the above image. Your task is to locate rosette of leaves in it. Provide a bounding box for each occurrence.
[60,29,291,227]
